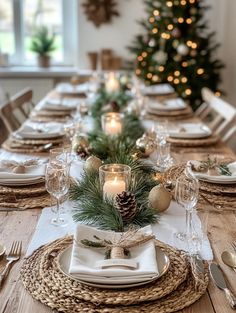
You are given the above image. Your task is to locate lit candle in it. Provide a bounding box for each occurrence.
[105,73,120,93]
[104,118,122,135]
[103,176,126,198]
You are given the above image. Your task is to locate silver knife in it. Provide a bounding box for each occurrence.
[210,262,236,309]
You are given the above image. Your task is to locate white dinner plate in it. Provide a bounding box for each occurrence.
[0,176,45,186]
[169,124,212,139]
[143,84,175,96]
[58,245,170,289]
[148,98,186,111]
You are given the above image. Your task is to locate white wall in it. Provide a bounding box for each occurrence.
[77,0,146,68]
[77,0,236,106]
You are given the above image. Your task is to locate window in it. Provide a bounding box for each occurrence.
[0,0,77,66]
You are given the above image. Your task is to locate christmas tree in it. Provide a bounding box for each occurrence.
[129,0,224,108]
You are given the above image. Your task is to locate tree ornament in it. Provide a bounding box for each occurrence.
[148,185,172,213]
[177,44,189,56]
[172,40,179,49]
[190,7,197,15]
[149,38,156,47]
[116,191,138,222]
[154,50,168,65]
[84,155,102,172]
[174,54,182,62]
[190,50,197,57]
[171,28,181,38]
[82,0,120,28]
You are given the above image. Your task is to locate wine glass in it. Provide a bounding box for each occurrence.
[155,121,169,144]
[156,142,173,173]
[174,175,199,245]
[45,162,70,227]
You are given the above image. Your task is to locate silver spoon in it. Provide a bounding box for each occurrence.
[222,251,236,273]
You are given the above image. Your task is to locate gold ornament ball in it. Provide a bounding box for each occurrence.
[148,185,172,213]
[72,135,89,149]
[84,155,102,172]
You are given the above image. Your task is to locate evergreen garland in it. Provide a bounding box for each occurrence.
[91,88,132,119]
[70,161,158,232]
[70,87,158,232]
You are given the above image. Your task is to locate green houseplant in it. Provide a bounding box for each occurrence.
[30,26,56,68]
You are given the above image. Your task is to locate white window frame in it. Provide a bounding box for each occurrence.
[10,0,78,66]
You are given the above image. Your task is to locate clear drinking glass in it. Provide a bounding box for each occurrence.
[45,162,70,227]
[155,121,169,144]
[174,175,199,245]
[156,142,172,172]
[50,147,67,164]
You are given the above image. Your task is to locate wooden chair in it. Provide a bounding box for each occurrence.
[0,88,33,133]
[195,88,214,119]
[208,96,236,135]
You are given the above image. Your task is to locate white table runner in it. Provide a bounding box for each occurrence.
[26,200,213,260]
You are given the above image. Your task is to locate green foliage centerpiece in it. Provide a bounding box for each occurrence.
[70,85,159,232]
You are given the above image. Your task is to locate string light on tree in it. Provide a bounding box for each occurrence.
[129,0,224,109]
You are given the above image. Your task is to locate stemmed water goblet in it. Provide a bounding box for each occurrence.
[174,175,199,248]
[45,161,70,227]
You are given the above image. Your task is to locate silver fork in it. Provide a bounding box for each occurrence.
[231,242,236,253]
[0,241,22,287]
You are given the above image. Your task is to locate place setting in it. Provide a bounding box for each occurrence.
[146,96,193,117]
[166,122,220,147]
[164,155,236,210]
[0,157,52,210]
[2,122,65,153]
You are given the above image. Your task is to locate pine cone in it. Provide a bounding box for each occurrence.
[116,191,137,222]
[76,147,91,160]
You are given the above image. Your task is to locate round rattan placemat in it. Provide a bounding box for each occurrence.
[21,237,209,313]
[167,135,219,147]
[2,139,62,154]
[165,163,236,195]
[0,181,46,196]
[0,192,53,210]
[147,106,193,117]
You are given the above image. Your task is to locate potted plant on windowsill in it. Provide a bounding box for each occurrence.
[30,26,56,68]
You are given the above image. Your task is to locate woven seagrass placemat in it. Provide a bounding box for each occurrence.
[21,236,209,313]
[0,181,54,210]
[147,106,193,117]
[164,164,236,210]
[2,139,62,154]
[167,135,219,147]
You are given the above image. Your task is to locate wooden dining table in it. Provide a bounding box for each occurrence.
[0,88,236,313]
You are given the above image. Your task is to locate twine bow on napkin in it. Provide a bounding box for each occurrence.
[0,159,39,174]
[78,228,155,260]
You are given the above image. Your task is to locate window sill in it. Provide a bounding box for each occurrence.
[0,66,92,79]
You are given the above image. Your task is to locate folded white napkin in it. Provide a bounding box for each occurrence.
[69,225,158,283]
[0,160,45,186]
[187,160,236,184]
[56,83,89,95]
[14,124,63,139]
[148,98,186,111]
[143,84,174,96]
[169,123,211,139]
[42,98,79,111]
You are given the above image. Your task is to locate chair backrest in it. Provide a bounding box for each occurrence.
[195,88,215,119]
[208,96,236,135]
[201,87,215,104]
[0,88,33,133]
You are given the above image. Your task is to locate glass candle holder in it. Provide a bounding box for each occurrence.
[101,112,123,136]
[105,72,120,93]
[99,164,131,199]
